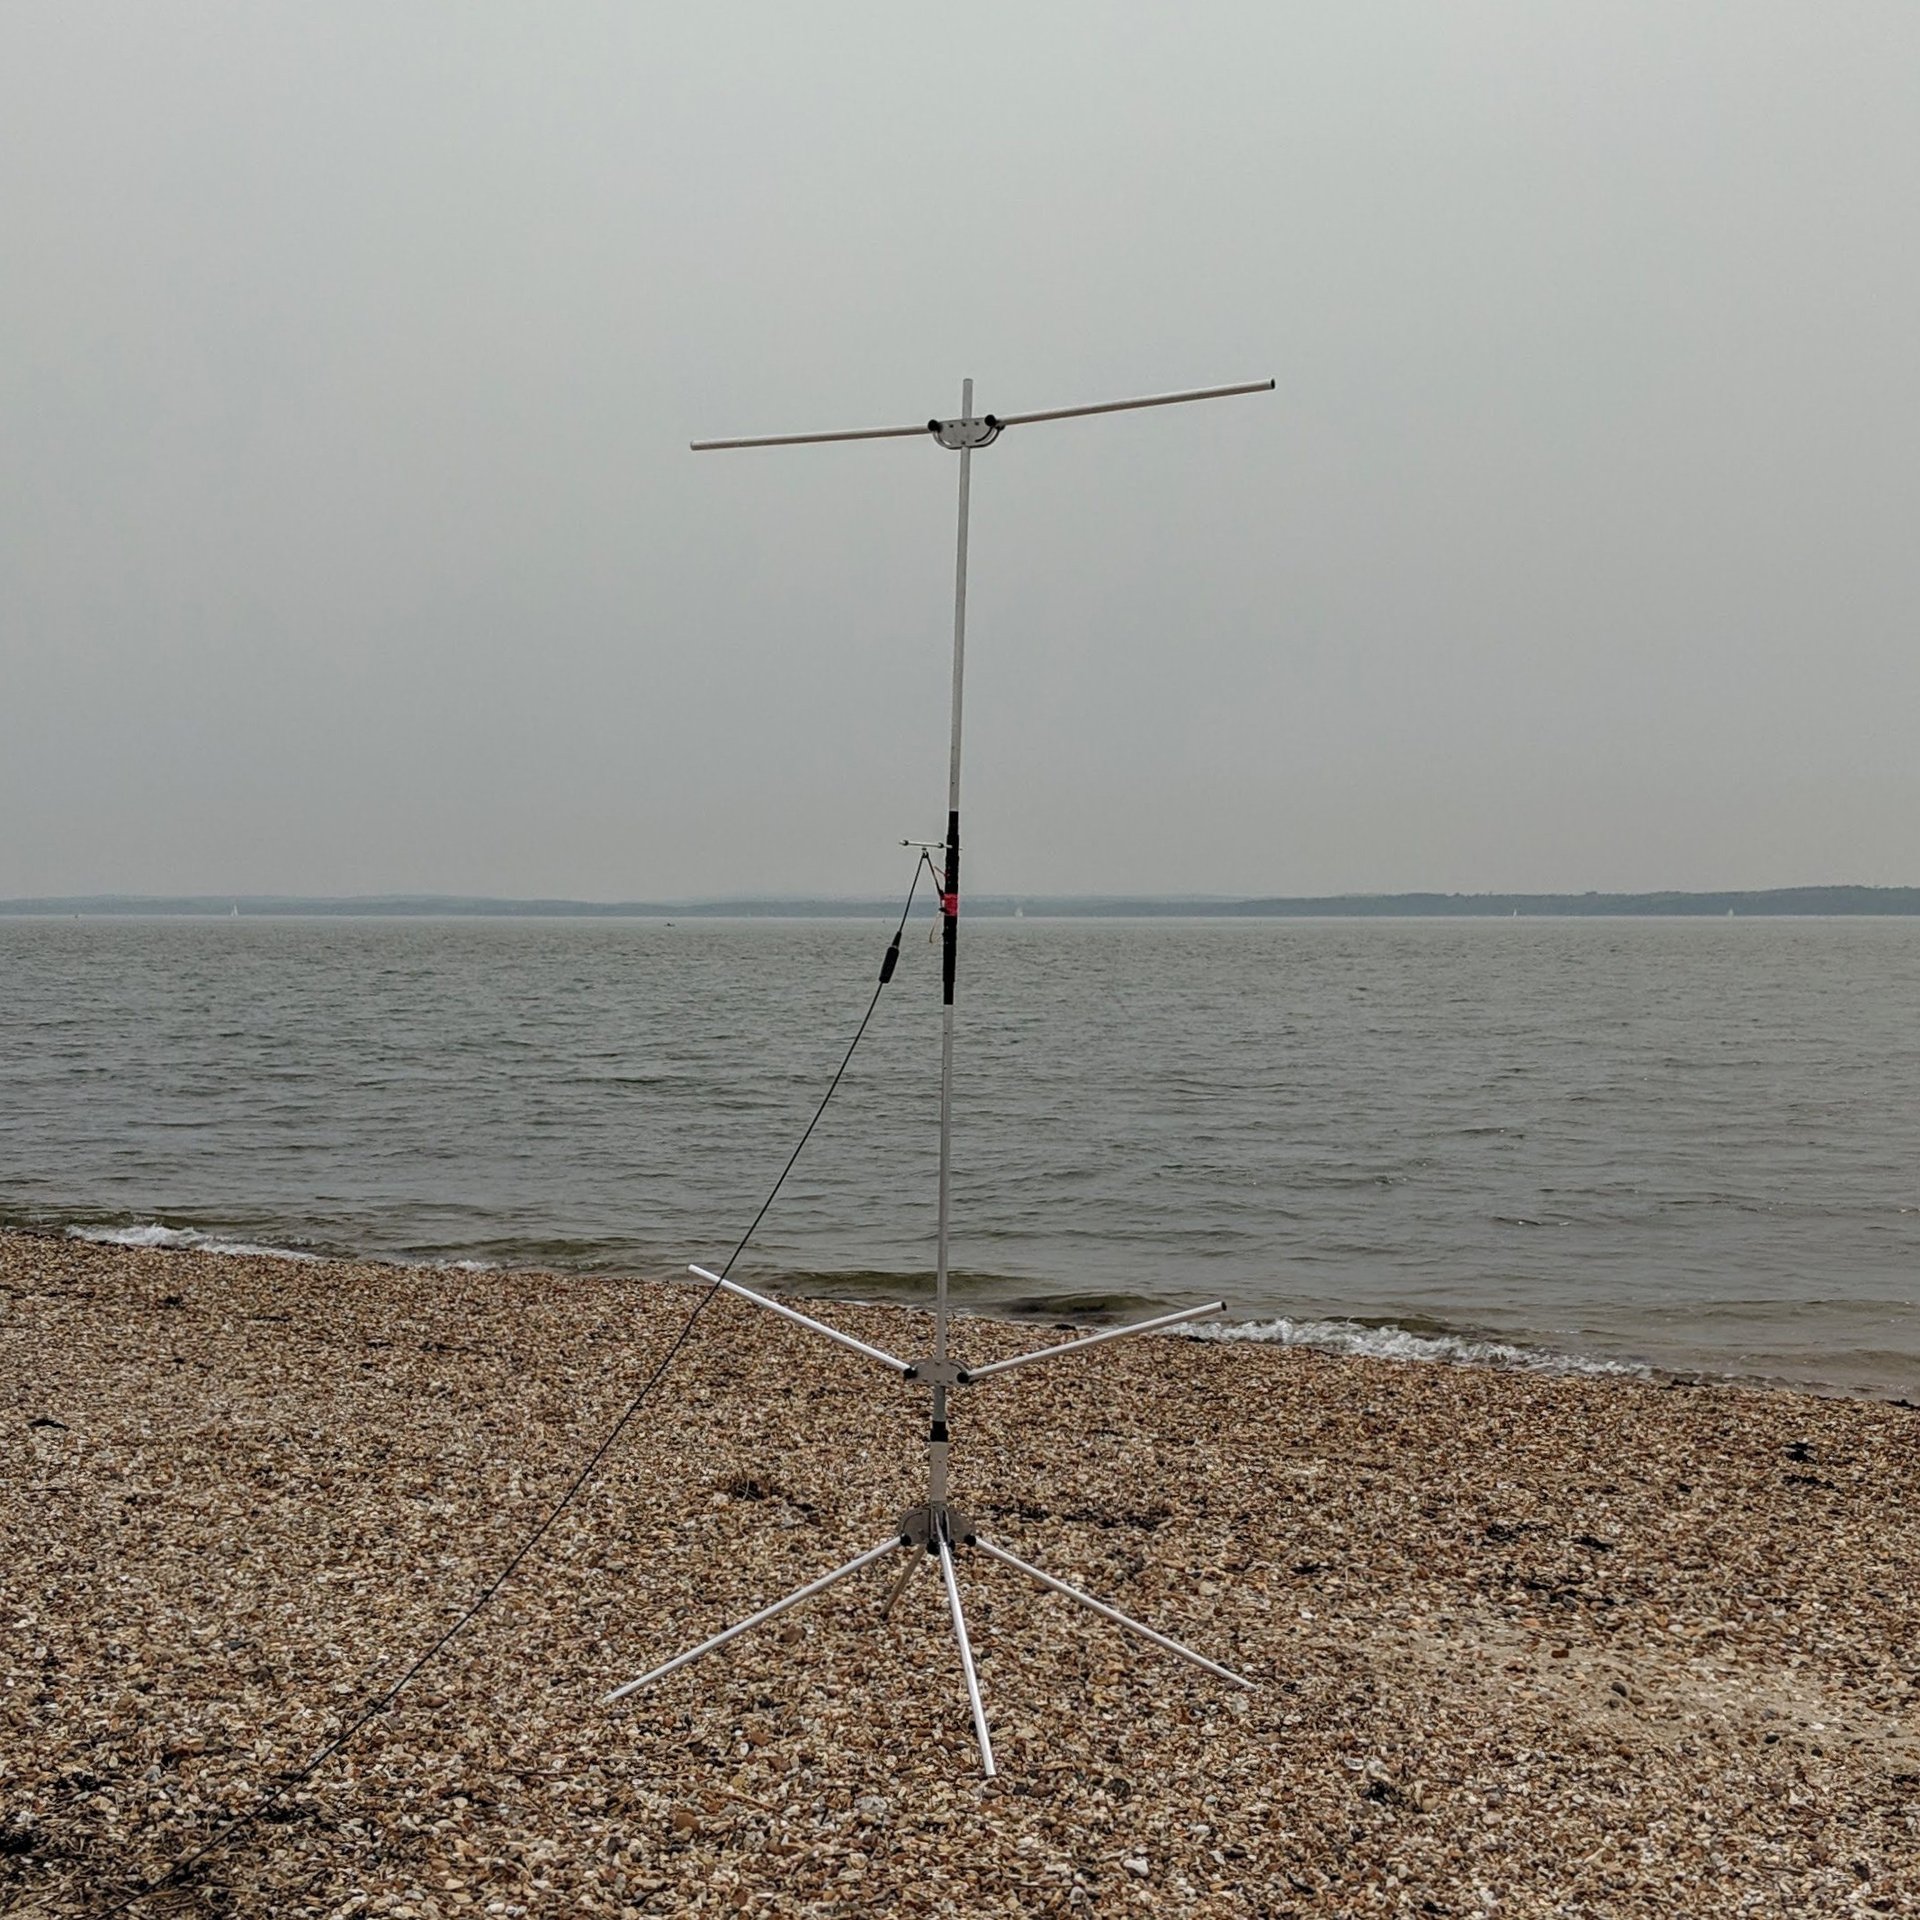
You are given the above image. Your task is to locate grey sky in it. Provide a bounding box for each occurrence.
[3,4,1915,899]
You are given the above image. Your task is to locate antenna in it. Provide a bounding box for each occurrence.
[607,374,1275,1776]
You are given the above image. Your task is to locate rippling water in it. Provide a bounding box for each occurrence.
[3,915,1916,1397]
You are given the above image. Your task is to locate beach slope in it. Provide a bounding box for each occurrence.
[3,1232,1917,1915]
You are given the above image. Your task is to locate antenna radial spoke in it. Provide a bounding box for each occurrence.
[962,1300,1228,1383]
[696,1267,914,1376]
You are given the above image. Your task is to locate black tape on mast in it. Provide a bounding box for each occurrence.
[941,810,960,1006]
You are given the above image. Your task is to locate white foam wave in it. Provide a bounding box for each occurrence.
[1182,1314,1646,1377]
[66,1222,322,1263]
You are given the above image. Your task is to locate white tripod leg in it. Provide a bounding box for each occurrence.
[605,1538,902,1702]
[880,1550,921,1620]
[936,1535,996,1778]
[973,1536,1253,1689]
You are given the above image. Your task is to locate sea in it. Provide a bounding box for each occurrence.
[3,914,1916,1400]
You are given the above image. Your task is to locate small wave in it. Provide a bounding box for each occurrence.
[1182,1314,1646,1377]
[65,1222,322,1263]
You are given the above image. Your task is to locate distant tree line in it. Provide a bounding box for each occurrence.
[6,886,1918,919]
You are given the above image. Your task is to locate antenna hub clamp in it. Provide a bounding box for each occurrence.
[929,415,1000,451]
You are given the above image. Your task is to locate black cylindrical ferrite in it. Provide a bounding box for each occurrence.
[879,936,900,985]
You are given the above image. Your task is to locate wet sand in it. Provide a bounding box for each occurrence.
[4,1230,1918,1916]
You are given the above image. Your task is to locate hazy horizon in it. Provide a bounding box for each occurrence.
[5,6,1917,900]
[6,881,1916,918]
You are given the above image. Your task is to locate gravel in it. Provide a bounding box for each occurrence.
[4,1229,1918,1916]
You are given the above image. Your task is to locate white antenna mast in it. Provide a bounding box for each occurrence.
[607,374,1275,1777]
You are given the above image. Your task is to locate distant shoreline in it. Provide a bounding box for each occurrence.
[4,885,1919,919]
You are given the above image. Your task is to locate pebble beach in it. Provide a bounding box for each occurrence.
[4,1229,1918,1917]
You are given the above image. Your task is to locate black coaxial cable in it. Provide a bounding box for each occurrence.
[84,857,931,1917]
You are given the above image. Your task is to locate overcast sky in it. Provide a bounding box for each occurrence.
[3,5,1915,899]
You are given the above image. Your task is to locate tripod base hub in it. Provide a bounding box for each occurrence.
[897,1501,976,1551]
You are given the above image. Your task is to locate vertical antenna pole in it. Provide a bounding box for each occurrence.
[935,378,970,1364]
[926,377,971,1512]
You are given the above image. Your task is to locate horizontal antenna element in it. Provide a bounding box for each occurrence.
[691,377,1273,453]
